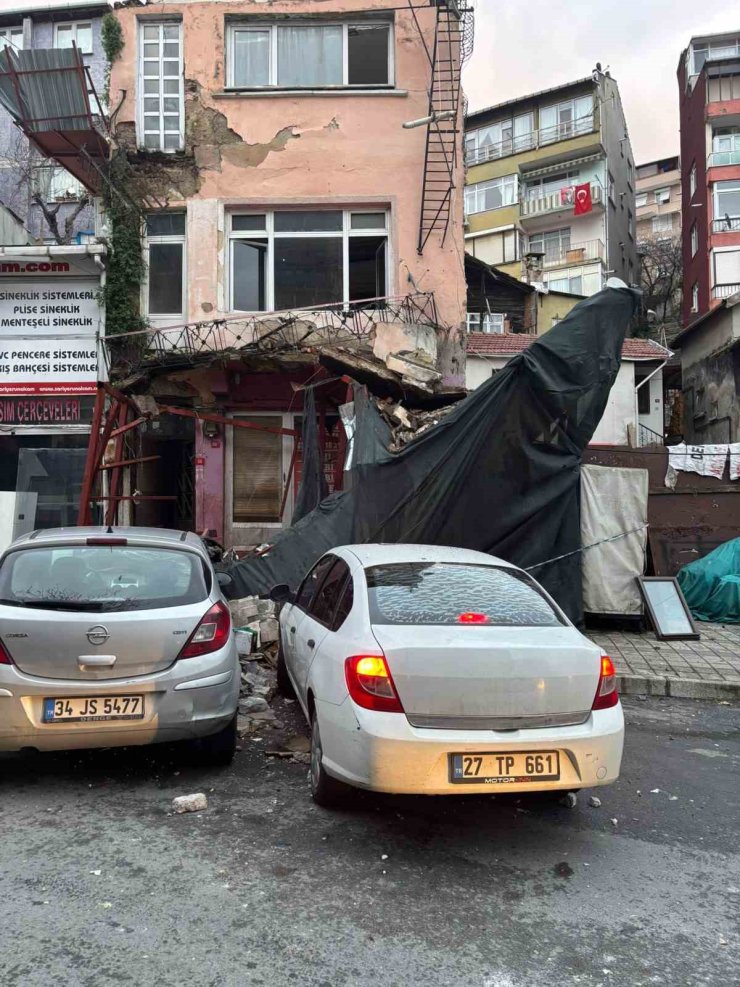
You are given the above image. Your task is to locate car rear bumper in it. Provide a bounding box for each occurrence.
[0,648,239,753]
[316,697,624,795]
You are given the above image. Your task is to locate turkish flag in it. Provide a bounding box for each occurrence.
[573,182,593,215]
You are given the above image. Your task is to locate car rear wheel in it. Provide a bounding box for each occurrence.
[276,633,295,698]
[310,709,348,808]
[195,711,237,766]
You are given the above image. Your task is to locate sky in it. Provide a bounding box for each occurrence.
[462,0,740,164]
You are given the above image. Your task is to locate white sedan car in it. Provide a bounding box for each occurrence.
[271,545,624,806]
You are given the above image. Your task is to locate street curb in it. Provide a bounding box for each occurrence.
[617,673,740,701]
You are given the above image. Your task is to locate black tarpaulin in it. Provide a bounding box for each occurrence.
[225,285,640,621]
[292,387,328,523]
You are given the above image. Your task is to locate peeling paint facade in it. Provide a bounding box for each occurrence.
[108,0,467,548]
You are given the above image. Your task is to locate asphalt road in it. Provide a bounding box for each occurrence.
[0,696,738,987]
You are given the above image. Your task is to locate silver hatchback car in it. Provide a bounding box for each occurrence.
[0,527,239,764]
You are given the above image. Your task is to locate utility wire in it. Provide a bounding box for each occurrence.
[525,524,649,572]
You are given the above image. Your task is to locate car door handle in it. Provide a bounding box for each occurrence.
[307,639,315,649]
[290,626,296,634]
[78,655,117,669]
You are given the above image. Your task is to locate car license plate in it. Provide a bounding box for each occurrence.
[450,750,560,784]
[43,695,145,723]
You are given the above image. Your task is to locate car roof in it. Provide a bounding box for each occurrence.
[6,526,207,555]
[337,544,518,569]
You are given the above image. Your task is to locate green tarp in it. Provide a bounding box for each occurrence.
[677,538,740,623]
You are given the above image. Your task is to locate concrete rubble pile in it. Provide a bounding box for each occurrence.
[227,595,311,764]
[373,396,458,452]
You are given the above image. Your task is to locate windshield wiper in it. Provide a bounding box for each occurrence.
[9,599,110,612]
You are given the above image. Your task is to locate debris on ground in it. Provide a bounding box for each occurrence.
[172,793,208,814]
[559,792,578,808]
[589,796,602,808]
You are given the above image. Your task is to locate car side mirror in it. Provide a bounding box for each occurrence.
[216,571,233,590]
[269,583,294,604]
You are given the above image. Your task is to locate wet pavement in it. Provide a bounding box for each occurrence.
[0,696,738,987]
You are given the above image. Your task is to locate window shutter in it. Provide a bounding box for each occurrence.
[233,418,283,522]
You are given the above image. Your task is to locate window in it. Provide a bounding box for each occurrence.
[635,192,648,208]
[295,554,336,610]
[713,249,740,286]
[466,312,505,334]
[310,558,351,626]
[544,265,602,296]
[713,180,740,222]
[654,188,670,204]
[227,21,392,88]
[608,171,615,202]
[145,212,185,318]
[691,38,740,76]
[232,415,286,523]
[546,272,583,295]
[635,373,651,415]
[529,227,571,264]
[691,223,698,256]
[464,175,518,215]
[0,546,207,612]
[333,574,354,629]
[465,113,535,164]
[229,209,388,311]
[539,95,593,144]
[365,563,563,627]
[652,214,672,234]
[0,26,23,50]
[712,128,740,163]
[628,209,635,238]
[54,21,93,54]
[139,21,183,151]
[34,166,85,202]
[689,162,697,198]
[691,282,699,312]
[524,171,577,201]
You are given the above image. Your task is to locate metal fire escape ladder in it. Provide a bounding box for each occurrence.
[417,1,465,255]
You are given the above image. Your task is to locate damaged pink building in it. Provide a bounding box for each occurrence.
[105,0,469,548]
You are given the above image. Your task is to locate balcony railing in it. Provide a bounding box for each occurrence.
[708,149,740,167]
[712,283,740,299]
[520,182,604,218]
[536,238,605,268]
[465,115,595,167]
[711,215,740,233]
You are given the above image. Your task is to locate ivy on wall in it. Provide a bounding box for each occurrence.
[101,13,124,106]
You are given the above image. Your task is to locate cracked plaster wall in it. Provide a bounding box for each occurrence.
[110,1,466,382]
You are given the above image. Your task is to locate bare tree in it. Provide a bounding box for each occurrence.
[0,131,91,245]
[637,235,683,340]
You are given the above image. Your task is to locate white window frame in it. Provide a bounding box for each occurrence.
[712,246,740,287]
[143,212,187,321]
[539,95,594,144]
[691,282,699,312]
[691,222,698,257]
[33,164,85,202]
[528,227,571,264]
[54,21,93,55]
[226,21,394,89]
[635,192,648,208]
[138,20,184,152]
[654,187,670,204]
[652,214,672,234]
[690,162,697,198]
[228,209,389,312]
[466,312,505,334]
[524,170,578,201]
[464,175,518,216]
[0,26,23,50]
[713,179,740,220]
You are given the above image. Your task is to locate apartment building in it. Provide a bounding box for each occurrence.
[103,0,468,547]
[464,70,638,323]
[636,156,682,242]
[677,31,740,325]
[0,0,106,244]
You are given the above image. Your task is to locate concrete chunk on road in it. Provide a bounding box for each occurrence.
[172,793,208,814]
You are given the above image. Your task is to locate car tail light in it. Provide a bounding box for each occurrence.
[592,655,618,710]
[86,537,128,546]
[345,655,404,713]
[0,638,13,665]
[178,601,231,659]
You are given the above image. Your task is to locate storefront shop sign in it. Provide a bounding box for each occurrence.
[0,395,96,426]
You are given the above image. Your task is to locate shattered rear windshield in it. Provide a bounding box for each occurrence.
[365,562,563,626]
